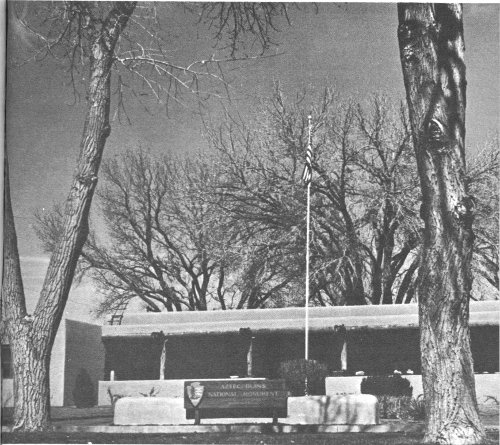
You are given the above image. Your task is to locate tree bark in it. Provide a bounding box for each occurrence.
[3,154,52,430]
[397,4,485,444]
[2,3,136,431]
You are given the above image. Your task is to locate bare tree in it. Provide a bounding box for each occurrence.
[207,93,312,308]
[209,87,424,307]
[398,4,485,443]
[4,1,290,431]
[4,3,136,431]
[35,87,496,319]
[466,136,499,295]
[353,97,422,304]
[36,149,275,312]
[84,151,238,313]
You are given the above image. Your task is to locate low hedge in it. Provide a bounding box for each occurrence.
[360,374,413,397]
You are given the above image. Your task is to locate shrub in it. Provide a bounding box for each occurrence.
[361,376,424,420]
[407,395,426,420]
[377,395,411,419]
[107,388,125,407]
[140,387,159,397]
[377,395,426,420]
[72,368,95,408]
[360,374,413,397]
[279,359,328,396]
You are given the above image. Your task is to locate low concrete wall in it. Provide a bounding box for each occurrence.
[115,397,186,425]
[473,374,500,404]
[99,378,265,406]
[114,394,379,425]
[99,380,185,405]
[114,396,282,425]
[325,373,499,403]
[325,375,422,398]
[287,395,378,425]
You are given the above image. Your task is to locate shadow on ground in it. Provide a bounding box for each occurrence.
[2,431,499,444]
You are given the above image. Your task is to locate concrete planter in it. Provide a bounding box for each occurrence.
[114,394,379,426]
[287,395,379,425]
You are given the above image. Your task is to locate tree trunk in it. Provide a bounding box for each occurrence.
[395,257,419,304]
[3,155,52,430]
[397,4,485,444]
[11,338,51,431]
[340,207,366,306]
[2,3,136,431]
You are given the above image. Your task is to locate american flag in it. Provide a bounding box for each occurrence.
[301,143,313,186]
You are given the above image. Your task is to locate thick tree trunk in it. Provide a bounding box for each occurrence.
[11,339,51,430]
[3,155,51,430]
[2,3,136,431]
[397,4,485,444]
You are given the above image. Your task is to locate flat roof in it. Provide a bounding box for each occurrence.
[101,300,499,338]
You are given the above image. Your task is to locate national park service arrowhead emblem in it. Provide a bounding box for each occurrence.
[186,382,205,408]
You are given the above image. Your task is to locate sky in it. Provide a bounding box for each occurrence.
[5,3,499,322]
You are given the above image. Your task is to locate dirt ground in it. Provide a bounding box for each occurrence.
[2,405,498,444]
[2,431,499,444]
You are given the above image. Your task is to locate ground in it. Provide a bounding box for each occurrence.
[2,431,499,444]
[2,405,498,444]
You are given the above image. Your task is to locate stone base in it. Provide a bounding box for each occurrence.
[43,422,419,434]
[113,394,379,426]
[114,398,186,425]
[287,395,378,425]
[99,380,186,405]
[2,421,424,434]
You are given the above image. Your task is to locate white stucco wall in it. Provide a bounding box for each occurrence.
[1,325,66,408]
[1,319,104,407]
[50,320,67,406]
[325,374,499,404]
[64,320,104,406]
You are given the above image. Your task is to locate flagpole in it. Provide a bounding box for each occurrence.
[304,115,312,396]
[305,179,311,363]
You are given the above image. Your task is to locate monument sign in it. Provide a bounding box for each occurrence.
[184,379,288,424]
